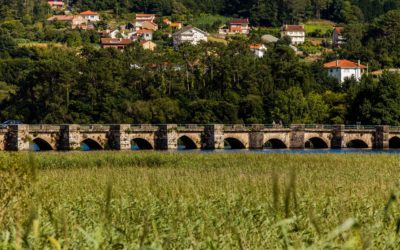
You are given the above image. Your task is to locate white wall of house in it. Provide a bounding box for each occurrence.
[82,15,100,22]
[281,31,305,45]
[328,67,362,83]
[173,29,208,47]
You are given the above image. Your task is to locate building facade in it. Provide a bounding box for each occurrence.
[173,26,208,47]
[281,25,305,45]
[324,60,367,83]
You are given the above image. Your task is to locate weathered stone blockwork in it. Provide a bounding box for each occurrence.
[0,124,398,151]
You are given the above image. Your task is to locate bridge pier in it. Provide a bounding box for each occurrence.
[375,125,389,149]
[155,124,178,150]
[249,124,264,149]
[6,125,30,151]
[109,124,131,150]
[59,125,81,150]
[203,124,224,149]
[290,125,305,149]
[331,125,345,149]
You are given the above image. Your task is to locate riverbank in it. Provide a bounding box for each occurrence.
[1,152,400,248]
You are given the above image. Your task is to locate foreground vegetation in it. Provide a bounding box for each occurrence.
[2,152,400,248]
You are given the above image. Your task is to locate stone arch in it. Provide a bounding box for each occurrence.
[31,137,54,151]
[389,136,400,148]
[81,138,103,151]
[305,137,329,149]
[178,135,198,150]
[224,137,246,149]
[264,139,287,149]
[131,138,153,150]
[346,139,369,149]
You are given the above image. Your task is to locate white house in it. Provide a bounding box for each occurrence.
[324,59,367,83]
[250,44,267,58]
[80,10,100,22]
[332,27,345,47]
[136,29,153,41]
[281,25,305,45]
[173,26,208,47]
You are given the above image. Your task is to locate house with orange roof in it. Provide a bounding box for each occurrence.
[250,44,267,58]
[80,10,100,22]
[170,22,182,30]
[163,19,172,25]
[281,25,305,45]
[332,27,345,47]
[324,59,367,83]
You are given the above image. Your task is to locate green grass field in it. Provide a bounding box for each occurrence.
[1,152,400,249]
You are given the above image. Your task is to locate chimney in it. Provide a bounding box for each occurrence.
[358,60,360,66]
[336,60,339,67]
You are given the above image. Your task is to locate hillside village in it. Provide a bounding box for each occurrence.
[44,2,368,84]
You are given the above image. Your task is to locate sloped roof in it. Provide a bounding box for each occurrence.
[281,25,305,32]
[250,44,265,49]
[101,38,132,45]
[324,59,367,69]
[229,19,249,24]
[136,29,153,34]
[173,26,208,37]
[80,10,98,15]
[47,15,74,21]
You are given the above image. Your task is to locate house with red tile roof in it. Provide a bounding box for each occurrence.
[100,38,132,50]
[324,59,367,83]
[80,10,100,22]
[332,27,345,47]
[228,19,250,35]
[250,44,267,58]
[281,25,305,45]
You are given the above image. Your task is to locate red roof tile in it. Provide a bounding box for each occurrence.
[101,38,132,45]
[80,10,98,15]
[282,25,305,32]
[229,19,249,24]
[47,15,74,21]
[250,44,264,49]
[136,29,153,34]
[324,59,367,69]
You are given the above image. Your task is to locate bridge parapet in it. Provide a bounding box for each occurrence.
[224,124,252,132]
[79,124,110,132]
[177,124,205,132]
[130,124,159,132]
[29,124,61,132]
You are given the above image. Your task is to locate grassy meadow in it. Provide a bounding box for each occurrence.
[1,152,400,249]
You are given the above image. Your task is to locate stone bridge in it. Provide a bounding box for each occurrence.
[3,124,400,151]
